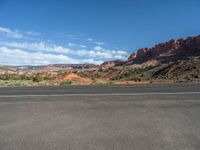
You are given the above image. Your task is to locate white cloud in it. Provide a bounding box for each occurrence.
[76,49,112,59]
[0,46,102,66]
[114,55,127,59]
[80,45,86,48]
[0,41,128,60]
[93,46,103,51]
[76,48,128,59]
[68,43,76,47]
[86,38,105,46]
[95,41,104,45]
[0,27,24,39]
[0,41,71,54]
[0,27,11,33]
[26,31,40,36]
[0,27,129,65]
[68,43,86,48]
[86,38,94,42]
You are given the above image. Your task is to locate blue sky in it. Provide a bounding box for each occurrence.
[0,0,200,65]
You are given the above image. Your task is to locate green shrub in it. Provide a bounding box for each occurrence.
[130,76,142,81]
[60,80,72,86]
[32,76,43,82]
[0,74,31,80]
[76,72,85,77]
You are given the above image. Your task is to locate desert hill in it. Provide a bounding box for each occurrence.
[78,34,200,83]
[101,35,200,67]
[0,34,200,86]
[128,35,200,64]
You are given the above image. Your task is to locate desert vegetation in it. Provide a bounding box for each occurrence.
[59,80,72,86]
[0,34,200,87]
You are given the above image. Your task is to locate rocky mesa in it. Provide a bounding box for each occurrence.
[126,35,200,65]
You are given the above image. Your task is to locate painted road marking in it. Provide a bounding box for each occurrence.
[0,92,200,97]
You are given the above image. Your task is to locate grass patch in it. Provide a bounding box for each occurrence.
[59,80,72,86]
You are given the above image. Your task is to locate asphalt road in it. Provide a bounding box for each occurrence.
[0,83,200,150]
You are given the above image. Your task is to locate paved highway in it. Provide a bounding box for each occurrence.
[0,83,200,150]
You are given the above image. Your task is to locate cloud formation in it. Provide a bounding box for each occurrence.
[0,26,129,65]
[0,47,103,66]
[0,27,25,38]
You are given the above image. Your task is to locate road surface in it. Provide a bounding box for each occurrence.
[0,83,200,150]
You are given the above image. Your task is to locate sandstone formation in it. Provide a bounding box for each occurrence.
[127,35,200,64]
[101,60,125,68]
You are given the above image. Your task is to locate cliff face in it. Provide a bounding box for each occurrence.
[128,53,137,61]
[101,60,125,68]
[128,35,200,64]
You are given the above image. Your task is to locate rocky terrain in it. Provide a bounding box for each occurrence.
[128,35,200,63]
[77,34,200,83]
[152,57,200,82]
[0,34,200,86]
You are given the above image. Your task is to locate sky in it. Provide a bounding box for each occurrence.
[0,0,200,66]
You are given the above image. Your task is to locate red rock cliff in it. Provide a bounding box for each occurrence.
[128,35,200,64]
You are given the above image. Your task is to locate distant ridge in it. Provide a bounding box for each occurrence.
[100,34,200,67]
[127,35,200,64]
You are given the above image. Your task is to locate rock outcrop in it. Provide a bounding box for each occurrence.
[128,53,137,61]
[127,35,200,64]
[101,60,125,68]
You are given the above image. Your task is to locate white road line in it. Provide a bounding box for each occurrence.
[0,92,200,97]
